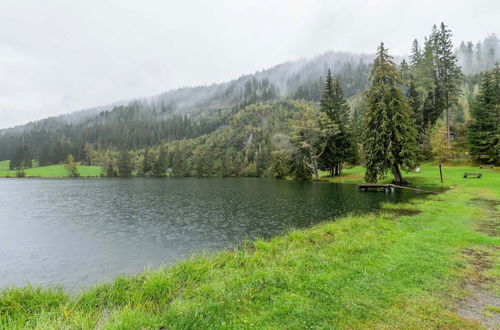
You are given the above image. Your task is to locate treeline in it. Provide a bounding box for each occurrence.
[289,60,372,102]
[468,67,500,163]
[0,107,230,166]
[2,23,498,180]
[9,145,32,170]
[138,101,307,177]
[399,23,463,160]
[456,34,500,74]
[125,75,359,180]
[0,55,373,163]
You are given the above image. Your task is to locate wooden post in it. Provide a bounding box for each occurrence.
[438,163,443,183]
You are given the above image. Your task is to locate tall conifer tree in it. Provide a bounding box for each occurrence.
[468,68,500,163]
[320,71,355,175]
[363,43,418,184]
[433,22,463,144]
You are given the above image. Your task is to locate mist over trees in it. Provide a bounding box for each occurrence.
[468,66,500,163]
[456,34,500,74]
[1,23,499,180]
[0,51,372,164]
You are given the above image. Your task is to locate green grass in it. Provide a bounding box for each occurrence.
[0,161,102,178]
[322,161,500,187]
[0,160,9,172]
[0,163,498,329]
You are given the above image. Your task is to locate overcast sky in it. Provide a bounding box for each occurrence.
[1,0,499,128]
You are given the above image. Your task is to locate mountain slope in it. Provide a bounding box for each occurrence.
[0,51,374,162]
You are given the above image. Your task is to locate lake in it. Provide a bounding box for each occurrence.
[0,178,430,291]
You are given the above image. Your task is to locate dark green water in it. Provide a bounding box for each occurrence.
[0,178,431,291]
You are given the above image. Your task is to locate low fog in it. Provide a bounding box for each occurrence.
[1,0,499,128]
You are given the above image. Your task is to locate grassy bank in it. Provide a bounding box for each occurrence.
[0,160,102,178]
[0,164,499,329]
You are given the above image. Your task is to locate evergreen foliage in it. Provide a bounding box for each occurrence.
[140,148,154,176]
[153,146,168,177]
[270,150,291,179]
[433,23,463,144]
[319,71,356,175]
[468,67,500,163]
[117,149,134,177]
[9,145,32,170]
[363,43,418,185]
[402,23,462,158]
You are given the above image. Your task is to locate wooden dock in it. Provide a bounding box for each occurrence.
[358,184,394,192]
[358,183,437,194]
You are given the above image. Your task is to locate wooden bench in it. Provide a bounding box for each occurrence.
[479,165,494,169]
[463,173,482,178]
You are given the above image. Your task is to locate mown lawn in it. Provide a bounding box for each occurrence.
[0,163,498,329]
[0,161,102,177]
[322,161,499,187]
[0,160,9,172]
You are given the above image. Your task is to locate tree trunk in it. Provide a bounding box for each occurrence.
[391,164,407,185]
[330,164,334,177]
[311,156,319,181]
[445,94,452,146]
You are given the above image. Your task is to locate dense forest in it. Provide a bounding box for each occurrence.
[1,25,499,181]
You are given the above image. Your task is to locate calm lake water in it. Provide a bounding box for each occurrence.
[0,178,430,291]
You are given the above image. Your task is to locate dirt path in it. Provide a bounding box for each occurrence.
[455,198,500,329]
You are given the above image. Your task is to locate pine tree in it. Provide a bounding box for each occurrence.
[320,69,335,115]
[363,43,419,185]
[409,39,422,68]
[117,149,133,177]
[434,22,463,145]
[319,72,355,175]
[9,145,32,170]
[270,149,291,179]
[468,68,500,163]
[141,148,154,176]
[399,59,411,84]
[153,146,168,176]
[411,37,438,128]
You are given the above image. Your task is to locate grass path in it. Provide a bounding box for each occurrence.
[0,163,498,328]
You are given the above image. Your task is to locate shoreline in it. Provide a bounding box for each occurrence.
[1,164,498,328]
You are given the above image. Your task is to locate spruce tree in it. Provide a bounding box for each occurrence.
[141,148,154,176]
[468,68,500,163]
[270,149,291,179]
[153,146,168,176]
[434,22,463,145]
[118,149,133,177]
[363,43,419,185]
[320,71,355,175]
[320,69,335,115]
[409,39,422,68]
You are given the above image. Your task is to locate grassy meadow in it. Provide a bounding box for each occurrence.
[321,161,498,187]
[0,162,499,329]
[0,160,102,178]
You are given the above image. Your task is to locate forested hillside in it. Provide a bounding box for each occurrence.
[1,26,499,179]
[0,51,373,164]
